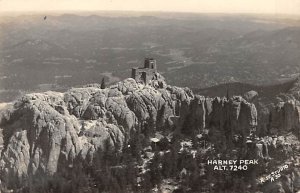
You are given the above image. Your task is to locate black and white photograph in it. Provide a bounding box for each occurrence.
[0,0,300,192]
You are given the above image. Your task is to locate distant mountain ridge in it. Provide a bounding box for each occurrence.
[193,76,300,100]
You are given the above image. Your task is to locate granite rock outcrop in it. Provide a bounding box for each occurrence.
[0,73,258,188]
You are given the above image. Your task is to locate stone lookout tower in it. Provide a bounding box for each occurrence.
[131,58,157,84]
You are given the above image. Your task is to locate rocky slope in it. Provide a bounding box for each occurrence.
[194,76,300,193]
[0,73,299,193]
[0,73,258,188]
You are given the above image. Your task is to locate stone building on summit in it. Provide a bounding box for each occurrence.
[131,58,157,84]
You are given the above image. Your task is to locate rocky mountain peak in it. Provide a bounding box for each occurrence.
[0,72,259,189]
[0,71,299,193]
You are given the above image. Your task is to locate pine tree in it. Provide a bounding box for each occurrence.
[101,77,106,89]
[149,152,162,186]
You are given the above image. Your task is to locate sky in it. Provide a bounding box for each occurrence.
[0,0,300,15]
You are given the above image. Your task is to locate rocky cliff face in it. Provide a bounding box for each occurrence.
[270,79,300,134]
[0,73,258,188]
[189,76,300,193]
[268,100,300,134]
[252,78,300,136]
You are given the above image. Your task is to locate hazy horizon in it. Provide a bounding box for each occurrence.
[1,10,300,20]
[0,0,300,15]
